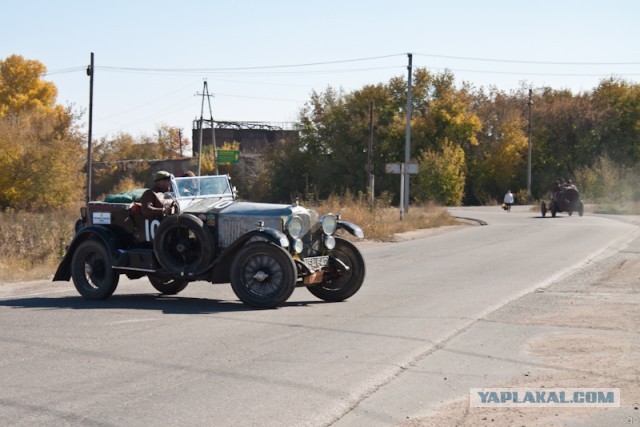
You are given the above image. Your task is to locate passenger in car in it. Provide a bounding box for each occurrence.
[140,171,175,219]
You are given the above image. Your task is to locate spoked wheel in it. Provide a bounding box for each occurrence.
[71,240,119,299]
[230,242,296,308]
[153,214,213,276]
[148,275,189,295]
[307,237,366,302]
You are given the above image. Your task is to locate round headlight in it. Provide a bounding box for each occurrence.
[292,238,304,254]
[323,235,336,250]
[320,213,338,235]
[286,215,304,238]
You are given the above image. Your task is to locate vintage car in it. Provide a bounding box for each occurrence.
[540,182,584,218]
[54,174,366,308]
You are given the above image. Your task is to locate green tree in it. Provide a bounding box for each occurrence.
[414,139,466,206]
[467,87,529,203]
[590,78,640,166]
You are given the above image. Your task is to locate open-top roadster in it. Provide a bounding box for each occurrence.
[54,174,366,308]
[540,182,584,218]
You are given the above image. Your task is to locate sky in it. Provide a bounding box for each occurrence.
[2,0,639,143]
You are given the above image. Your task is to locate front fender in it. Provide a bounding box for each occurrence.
[52,225,121,281]
[209,227,289,284]
[337,221,365,239]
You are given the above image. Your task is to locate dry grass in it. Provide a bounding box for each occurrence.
[593,201,640,215]
[309,195,459,241]
[0,209,79,283]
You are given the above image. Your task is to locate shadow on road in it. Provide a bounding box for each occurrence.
[0,293,327,314]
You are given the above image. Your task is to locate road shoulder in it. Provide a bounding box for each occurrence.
[336,218,640,427]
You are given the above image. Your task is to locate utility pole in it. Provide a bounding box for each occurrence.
[197,80,217,176]
[404,53,413,214]
[367,100,375,209]
[527,88,533,200]
[86,52,94,203]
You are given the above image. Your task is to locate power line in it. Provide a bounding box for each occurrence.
[415,52,640,66]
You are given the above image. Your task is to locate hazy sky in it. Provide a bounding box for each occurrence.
[3,0,638,141]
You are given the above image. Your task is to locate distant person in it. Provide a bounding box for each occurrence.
[140,171,175,219]
[503,190,514,212]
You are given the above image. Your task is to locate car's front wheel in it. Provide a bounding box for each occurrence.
[308,237,365,302]
[148,274,189,295]
[230,242,296,308]
[71,240,119,299]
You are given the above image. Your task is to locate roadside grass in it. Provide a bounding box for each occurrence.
[592,201,640,215]
[0,199,457,283]
[309,194,459,241]
[0,208,79,283]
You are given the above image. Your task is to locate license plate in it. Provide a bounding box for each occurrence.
[302,256,329,271]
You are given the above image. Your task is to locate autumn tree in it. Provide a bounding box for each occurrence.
[466,86,529,203]
[0,55,84,210]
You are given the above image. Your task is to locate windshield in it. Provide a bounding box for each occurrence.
[173,175,233,199]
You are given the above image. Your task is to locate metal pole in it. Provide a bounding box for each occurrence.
[205,81,218,175]
[527,88,533,199]
[368,100,374,208]
[86,52,94,203]
[399,163,405,220]
[197,81,206,176]
[404,53,413,213]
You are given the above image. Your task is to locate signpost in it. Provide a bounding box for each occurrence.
[217,150,240,163]
[385,162,419,220]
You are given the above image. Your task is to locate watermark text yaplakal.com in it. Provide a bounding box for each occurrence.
[470,388,620,407]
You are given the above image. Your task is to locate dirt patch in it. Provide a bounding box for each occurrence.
[397,248,640,426]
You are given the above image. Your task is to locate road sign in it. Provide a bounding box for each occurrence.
[217,150,240,163]
[385,162,419,174]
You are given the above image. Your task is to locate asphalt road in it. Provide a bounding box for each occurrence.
[0,206,638,426]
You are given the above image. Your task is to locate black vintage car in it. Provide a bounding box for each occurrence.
[54,174,366,308]
[540,182,584,218]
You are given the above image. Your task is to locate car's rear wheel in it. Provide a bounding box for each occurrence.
[71,240,119,299]
[308,238,365,302]
[148,275,189,295]
[153,214,213,276]
[230,242,296,308]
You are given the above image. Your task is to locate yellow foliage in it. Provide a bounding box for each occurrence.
[0,55,58,117]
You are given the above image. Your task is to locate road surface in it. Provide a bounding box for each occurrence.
[0,206,637,426]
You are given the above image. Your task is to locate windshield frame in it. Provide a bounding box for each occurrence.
[172,175,234,201]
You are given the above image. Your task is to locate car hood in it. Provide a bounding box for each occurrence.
[183,199,307,218]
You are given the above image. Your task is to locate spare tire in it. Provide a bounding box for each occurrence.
[153,214,213,276]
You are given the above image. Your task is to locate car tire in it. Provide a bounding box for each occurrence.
[308,237,365,302]
[153,214,213,276]
[230,242,296,308]
[71,240,120,299]
[148,275,189,295]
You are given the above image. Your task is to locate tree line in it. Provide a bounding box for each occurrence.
[2,54,639,211]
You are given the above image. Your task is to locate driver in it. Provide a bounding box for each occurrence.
[140,171,176,219]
